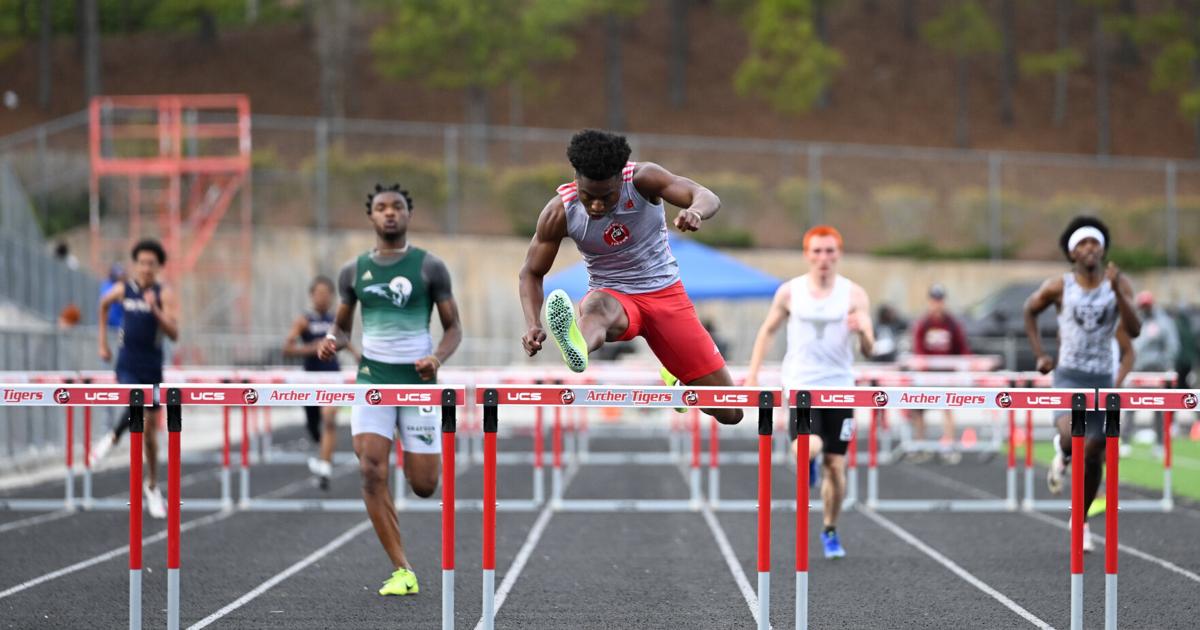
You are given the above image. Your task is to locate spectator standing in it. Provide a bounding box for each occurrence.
[910,284,970,463]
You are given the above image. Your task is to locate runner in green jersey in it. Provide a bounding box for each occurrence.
[318,184,463,596]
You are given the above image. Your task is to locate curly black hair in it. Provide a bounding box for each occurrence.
[566,129,631,181]
[309,275,335,293]
[1059,215,1110,262]
[365,183,413,213]
[130,238,166,265]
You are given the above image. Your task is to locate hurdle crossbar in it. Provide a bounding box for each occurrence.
[476,384,781,630]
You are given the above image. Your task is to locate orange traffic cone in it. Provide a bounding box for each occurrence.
[961,427,979,449]
[1190,420,1200,442]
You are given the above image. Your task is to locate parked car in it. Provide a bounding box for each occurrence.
[961,282,1058,372]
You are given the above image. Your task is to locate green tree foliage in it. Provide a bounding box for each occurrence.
[0,0,26,61]
[922,0,1000,147]
[733,0,843,115]
[1020,49,1085,78]
[1129,9,1200,120]
[922,0,1000,62]
[370,0,589,97]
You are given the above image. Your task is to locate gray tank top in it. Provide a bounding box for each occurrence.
[558,162,680,294]
[1057,272,1118,375]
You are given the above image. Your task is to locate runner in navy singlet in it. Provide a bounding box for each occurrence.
[94,239,179,519]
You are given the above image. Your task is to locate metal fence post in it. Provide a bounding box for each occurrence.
[807,144,823,227]
[444,125,460,234]
[36,126,48,228]
[988,152,1003,260]
[1166,160,1178,268]
[314,118,329,235]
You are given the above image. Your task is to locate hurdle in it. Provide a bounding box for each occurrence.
[475,383,780,630]
[792,387,1100,630]
[162,384,463,630]
[0,383,150,629]
[154,383,512,513]
[796,385,1091,511]
[1024,375,1180,513]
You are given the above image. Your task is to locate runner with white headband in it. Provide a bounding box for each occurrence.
[1022,215,1141,552]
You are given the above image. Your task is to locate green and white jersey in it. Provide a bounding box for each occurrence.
[337,247,453,366]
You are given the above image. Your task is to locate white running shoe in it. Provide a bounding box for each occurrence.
[145,483,166,519]
[1047,454,1065,494]
[317,460,333,477]
[89,432,116,468]
[1047,435,1066,494]
[307,456,322,476]
[1082,522,1096,553]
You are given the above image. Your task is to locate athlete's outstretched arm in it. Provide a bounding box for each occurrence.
[154,286,180,341]
[283,316,316,357]
[1024,277,1064,374]
[317,303,355,361]
[1110,269,1142,338]
[414,299,463,381]
[415,255,464,381]
[318,266,358,361]
[632,162,721,233]
[1115,327,1135,387]
[744,282,791,386]
[849,284,875,357]
[518,197,567,357]
[97,283,124,362]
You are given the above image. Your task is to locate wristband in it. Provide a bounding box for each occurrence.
[426,355,442,369]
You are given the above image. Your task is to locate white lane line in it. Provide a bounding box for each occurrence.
[186,519,374,630]
[899,464,1200,584]
[0,467,221,535]
[859,507,1055,629]
[473,464,579,630]
[0,510,74,533]
[675,463,762,627]
[0,466,354,600]
[700,506,763,627]
[0,509,230,600]
[1022,510,1200,584]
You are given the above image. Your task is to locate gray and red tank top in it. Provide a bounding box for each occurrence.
[557,162,680,294]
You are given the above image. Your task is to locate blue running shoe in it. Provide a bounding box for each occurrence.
[821,530,846,559]
[809,457,820,489]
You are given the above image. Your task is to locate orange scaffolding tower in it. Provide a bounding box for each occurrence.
[89,95,253,334]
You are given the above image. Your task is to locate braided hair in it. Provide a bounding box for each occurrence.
[365,183,413,213]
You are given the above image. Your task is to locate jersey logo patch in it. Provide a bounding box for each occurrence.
[361,270,373,281]
[603,221,631,247]
[363,276,414,308]
[1072,303,1111,332]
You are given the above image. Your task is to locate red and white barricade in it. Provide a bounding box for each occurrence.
[793,387,1101,630]
[1025,372,1179,513]
[161,383,465,630]
[0,384,150,630]
[1087,388,1196,630]
[475,384,781,630]
[801,386,1094,512]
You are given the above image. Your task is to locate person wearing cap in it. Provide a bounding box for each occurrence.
[1023,215,1140,553]
[909,284,971,464]
[1131,290,1177,452]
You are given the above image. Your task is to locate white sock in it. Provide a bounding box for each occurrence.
[1052,433,1063,458]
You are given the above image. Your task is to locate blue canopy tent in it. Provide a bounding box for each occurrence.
[543,233,781,301]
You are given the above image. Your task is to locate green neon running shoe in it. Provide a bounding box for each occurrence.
[1087,496,1106,519]
[660,366,687,414]
[544,289,588,373]
[379,567,419,596]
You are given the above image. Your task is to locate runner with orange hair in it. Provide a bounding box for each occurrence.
[745,225,874,558]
